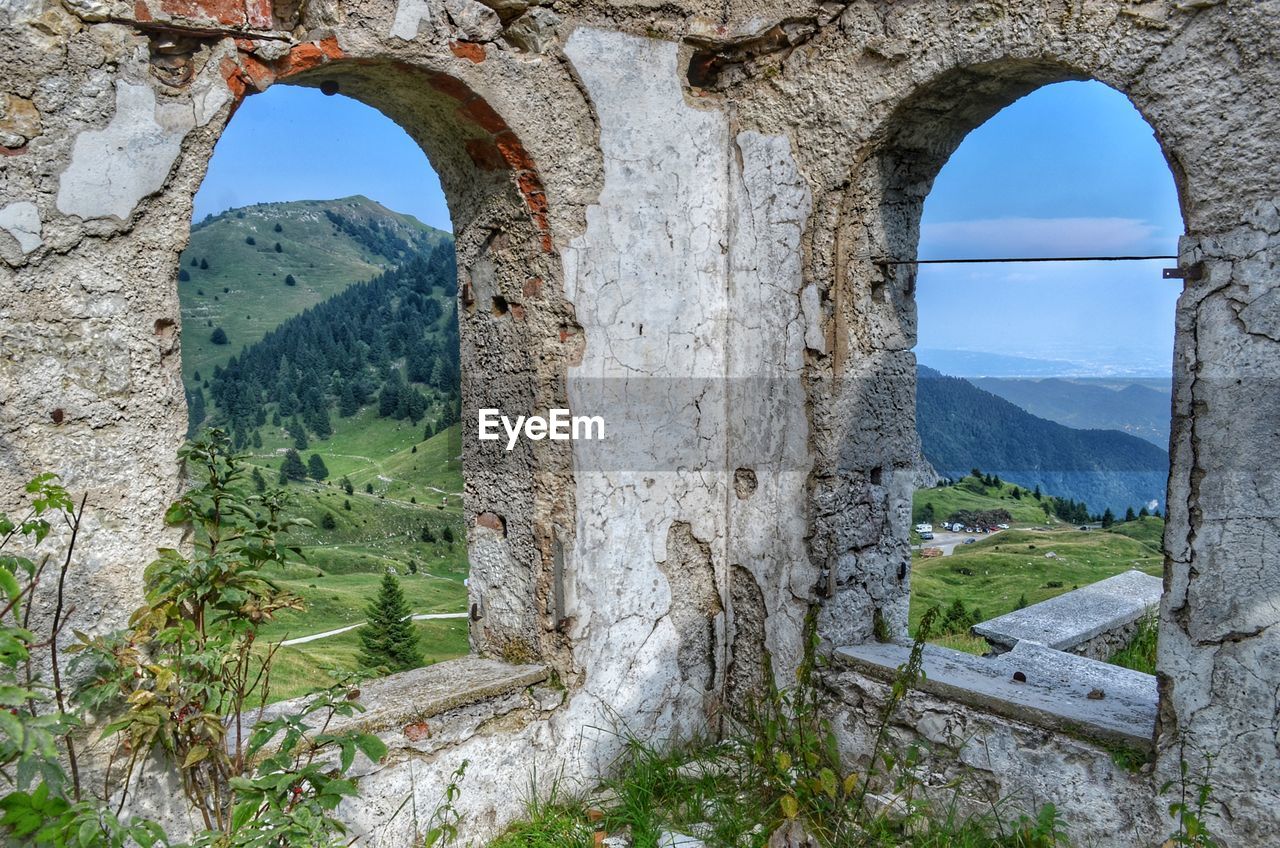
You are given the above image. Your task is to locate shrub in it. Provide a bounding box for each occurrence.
[0,435,387,847]
[210,326,228,345]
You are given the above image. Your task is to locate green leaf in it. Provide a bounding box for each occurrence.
[819,767,838,799]
[355,732,388,765]
[182,744,209,769]
[0,567,20,603]
[780,795,799,819]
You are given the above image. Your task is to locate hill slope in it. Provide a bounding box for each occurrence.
[179,196,451,384]
[915,366,1169,514]
[177,198,468,697]
[971,377,1172,447]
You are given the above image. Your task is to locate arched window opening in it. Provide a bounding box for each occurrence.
[183,85,467,701]
[907,81,1181,675]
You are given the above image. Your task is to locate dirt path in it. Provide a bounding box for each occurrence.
[280,611,468,646]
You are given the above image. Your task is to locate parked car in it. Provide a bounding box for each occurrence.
[919,532,934,540]
[963,537,977,545]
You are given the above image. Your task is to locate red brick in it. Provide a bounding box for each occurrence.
[279,37,343,77]
[426,72,474,103]
[476,512,506,535]
[494,130,535,171]
[522,277,543,298]
[457,97,508,134]
[403,721,431,741]
[464,137,506,172]
[449,41,486,63]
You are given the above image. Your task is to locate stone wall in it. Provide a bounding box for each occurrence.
[1,1,1278,845]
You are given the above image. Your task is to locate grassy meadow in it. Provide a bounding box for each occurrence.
[910,478,1165,655]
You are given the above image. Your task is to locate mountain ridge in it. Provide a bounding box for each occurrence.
[915,365,1169,514]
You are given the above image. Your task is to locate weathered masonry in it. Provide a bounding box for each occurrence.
[2,1,1277,844]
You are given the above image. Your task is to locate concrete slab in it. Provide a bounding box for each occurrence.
[971,570,1162,652]
[834,639,1157,750]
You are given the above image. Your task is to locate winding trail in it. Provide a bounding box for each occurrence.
[280,611,468,646]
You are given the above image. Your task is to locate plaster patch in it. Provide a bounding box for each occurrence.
[0,201,43,254]
[390,0,441,40]
[56,82,194,221]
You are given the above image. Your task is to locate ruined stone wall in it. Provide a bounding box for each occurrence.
[1,0,1277,845]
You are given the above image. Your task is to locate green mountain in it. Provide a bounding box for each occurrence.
[971,377,1172,447]
[916,366,1170,515]
[179,195,451,384]
[176,198,467,696]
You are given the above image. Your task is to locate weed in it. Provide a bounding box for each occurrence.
[1108,615,1158,675]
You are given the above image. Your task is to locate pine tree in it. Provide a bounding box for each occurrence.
[1101,508,1116,529]
[441,525,455,544]
[358,573,423,671]
[339,383,359,417]
[342,476,354,495]
[288,418,308,451]
[321,513,337,530]
[1125,506,1137,522]
[274,222,283,233]
[420,523,435,543]
[285,274,297,287]
[210,327,228,345]
[178,269,190,282]
[251,467,267,493]
[1139,505,1150,518]
[200,258,208,270]
[278,449,307,483]
[307,453,329,480]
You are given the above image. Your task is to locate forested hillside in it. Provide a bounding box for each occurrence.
[200,245,461,448]
[176,198,468,695]
[972,376,1172,447]
[915,366,1169,514]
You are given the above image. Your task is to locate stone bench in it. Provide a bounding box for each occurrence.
[971,569,1162,660]
[834,639,1158,749]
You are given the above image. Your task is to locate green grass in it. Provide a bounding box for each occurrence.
[910,521,1165,641]
[1108,614,1159,675]
[261,617,470,703]
[178,196,448,383]
[913,476,1057,527]
[257,565,464,643]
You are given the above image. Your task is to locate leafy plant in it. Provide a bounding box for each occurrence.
[1161,749,1221,848]
[418,760,470,848]
[63,431,388,846]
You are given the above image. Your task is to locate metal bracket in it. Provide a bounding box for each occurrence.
[1163,262,1204,282]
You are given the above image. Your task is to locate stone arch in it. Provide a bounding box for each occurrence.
[205,49,581,666]
[813,55,1188,645]
[803,34,1280,841]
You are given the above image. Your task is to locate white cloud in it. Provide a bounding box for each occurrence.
[921,217,1164,257]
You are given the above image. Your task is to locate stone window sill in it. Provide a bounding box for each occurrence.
[834,640,1157,750]
[252,656,552,738]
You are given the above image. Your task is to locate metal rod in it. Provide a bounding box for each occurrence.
[873,254,1177,266]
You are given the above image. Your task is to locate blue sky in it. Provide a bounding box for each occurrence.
[195,80,1181,376]
[192,86,452,232]
[916,80,1182,376]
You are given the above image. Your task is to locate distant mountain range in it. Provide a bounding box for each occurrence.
[916,347,1172,379]
[915,366,1170,514]
[971,376,1171,447]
